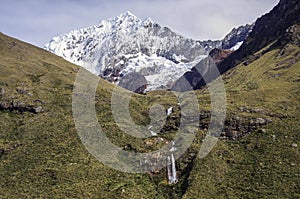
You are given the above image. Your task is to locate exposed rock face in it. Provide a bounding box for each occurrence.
[44,12,207,91]
[218,0,300,73]
[200,24,254,51]
[171,57,218,92]
[275,24,300,48]
[0,88,44,114]
[44,12,255,93]
[174,0,300,91]
[0,100,43,114]
[209,48,233,64]
[221,117,272,140]
[118,72,147,94]
[158,109,274,140]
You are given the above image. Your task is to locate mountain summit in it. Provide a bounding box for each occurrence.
[44,12,207,92]
[44,12,254,92]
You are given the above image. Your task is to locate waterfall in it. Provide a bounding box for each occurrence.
[167,142,178,184]
[171,154,177,183]
[167,156,172,182]
[166,107,173,116]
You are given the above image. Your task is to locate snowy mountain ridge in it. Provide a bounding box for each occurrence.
[44,11,207,91]
[200,23,254,51]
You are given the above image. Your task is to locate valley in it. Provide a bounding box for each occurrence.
[0,0,299,198]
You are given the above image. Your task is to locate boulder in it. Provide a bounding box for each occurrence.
[292,143,298,148]
[34,106,43,113]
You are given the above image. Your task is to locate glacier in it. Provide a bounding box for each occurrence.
[44,11,207,91]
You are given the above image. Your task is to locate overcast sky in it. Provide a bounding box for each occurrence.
[1,0,279,47]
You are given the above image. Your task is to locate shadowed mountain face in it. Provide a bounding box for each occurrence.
[200,23,254,52]
[118,72,147,94]
[44,12,207,92]
[171,57,219,92]
[209,48,233,64]
[44,12,252,93]
[173,0,300,91]
[218,0,300,73]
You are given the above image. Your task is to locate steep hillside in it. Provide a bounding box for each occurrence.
[174,0,300,91]
[1,25,299,198]
[1,0,300,196]
[0,32,170,198]
[218,0,300,73]
[183,41,300,199]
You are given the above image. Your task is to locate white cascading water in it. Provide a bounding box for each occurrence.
[167,142,178,184]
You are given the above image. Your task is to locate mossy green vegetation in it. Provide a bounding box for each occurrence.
[183,44,300,198]
[0,33,164,198]
[0,32,299,198]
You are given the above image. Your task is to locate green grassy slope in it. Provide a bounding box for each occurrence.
[0,33,168,198]
[183,44,300,198]
[0,32,299,199]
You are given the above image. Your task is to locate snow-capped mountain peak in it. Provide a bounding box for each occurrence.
[117,10,135,18]
[44,12,207,92]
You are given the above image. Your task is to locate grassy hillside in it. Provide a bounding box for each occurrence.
[0,33,169,198]
[183,43,300,198]
[0,32,299,199]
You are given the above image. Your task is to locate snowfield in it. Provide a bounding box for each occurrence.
[44,11,207,90]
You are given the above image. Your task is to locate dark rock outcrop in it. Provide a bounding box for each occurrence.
[209,48,233,64]
[174,0,300,91]
[0,100,43,114]
[220,116,272,140]
[118,72,147,94]
[218,0,300,73]
[221,24,254,50]
[200,24,254,51]
[171,57,218,92]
